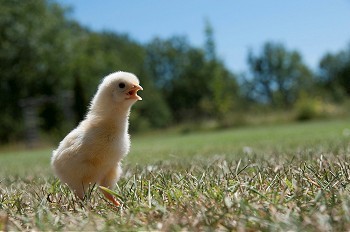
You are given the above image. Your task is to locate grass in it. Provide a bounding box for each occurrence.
[129,119,349,163]
[0,119,349,230]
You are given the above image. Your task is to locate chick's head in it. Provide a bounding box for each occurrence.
[92,71,143,112]
[112,75,143,103]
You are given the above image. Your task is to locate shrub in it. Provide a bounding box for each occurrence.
[294,94,340,121]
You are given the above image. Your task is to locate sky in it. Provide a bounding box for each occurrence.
[57,0,350,73]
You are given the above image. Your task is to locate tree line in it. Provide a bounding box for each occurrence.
[1,0,349,144]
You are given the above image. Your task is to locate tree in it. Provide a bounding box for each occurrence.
[245,42,313,107]
[144,28,239,123]
[203,20,239,121]
[169,48,211,120]
[145,36,199,121]
[0,0,75,142]
[204,19,216,61]
[145,36,190,90]
[319,46,350,101]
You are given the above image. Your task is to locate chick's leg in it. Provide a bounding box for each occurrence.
[65,180,85,200]
[101,190,120,207]
[100,164,122,207]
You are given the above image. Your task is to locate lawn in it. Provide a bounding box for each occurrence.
[0,119,349,230]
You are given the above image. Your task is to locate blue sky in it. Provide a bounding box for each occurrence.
[57,0,350,73]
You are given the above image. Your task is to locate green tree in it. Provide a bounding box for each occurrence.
[169,48,211,120]
[145,31,239,123]
[319,46,350,101]
[145,36,195,121]
[203,20,239,122]
[145,36,190,90]
[245,42,313,107]
[0,0,75,142]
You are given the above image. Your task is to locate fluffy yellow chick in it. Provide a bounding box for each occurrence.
[51,71,143,206]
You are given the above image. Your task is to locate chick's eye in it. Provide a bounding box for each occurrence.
[118,83,126,89]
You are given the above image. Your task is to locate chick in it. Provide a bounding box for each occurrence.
[51,71,143,206]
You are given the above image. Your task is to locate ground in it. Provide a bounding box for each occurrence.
[0,119,349,231]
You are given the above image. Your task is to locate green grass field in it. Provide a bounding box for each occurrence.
[0,119,349,230]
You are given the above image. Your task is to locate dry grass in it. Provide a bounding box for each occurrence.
[1,147,350,231]
[1,119,350,231]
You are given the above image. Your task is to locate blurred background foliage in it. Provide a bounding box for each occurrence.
[0,0,349,145]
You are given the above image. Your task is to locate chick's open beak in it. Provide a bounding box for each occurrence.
[126,84,143,100]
